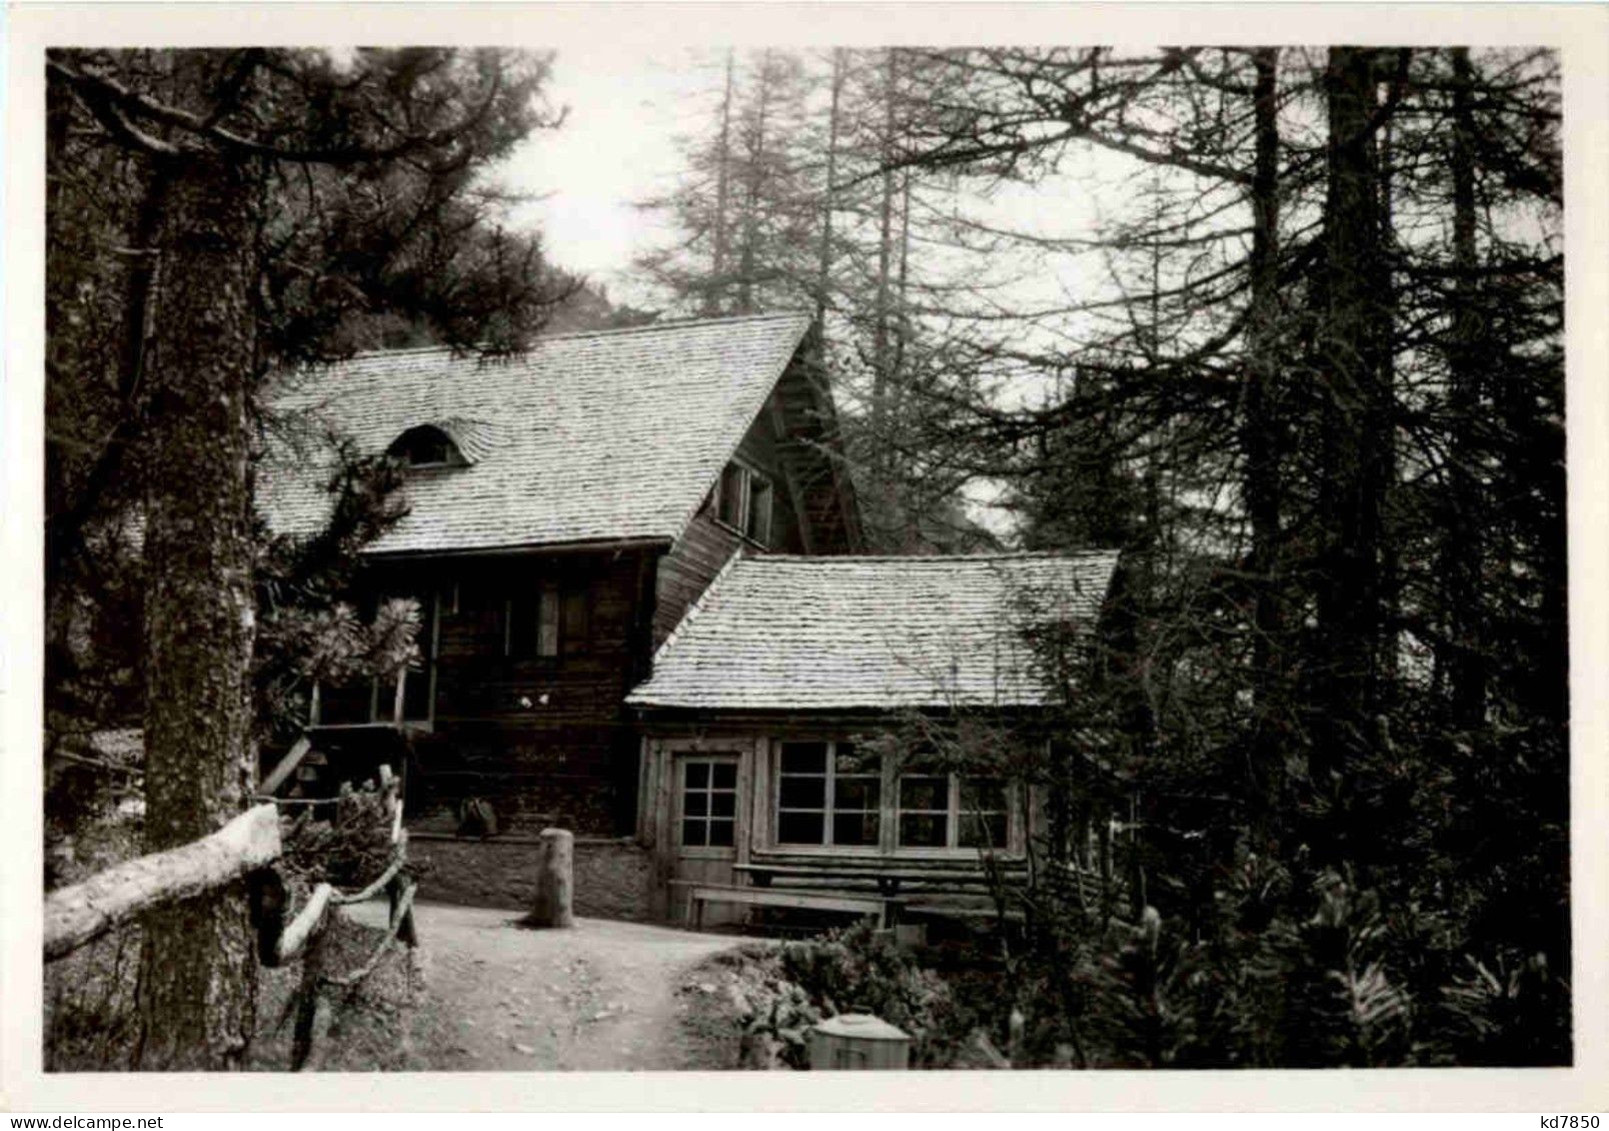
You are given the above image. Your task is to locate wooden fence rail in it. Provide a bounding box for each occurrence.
[46,766,416,964]
[44,803,282,962]
[45,730,420,1071]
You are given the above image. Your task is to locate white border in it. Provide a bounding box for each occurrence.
[4,2,1607,1113]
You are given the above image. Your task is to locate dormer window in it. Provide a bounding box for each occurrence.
[389,424,466,469]
[714,459,773,547]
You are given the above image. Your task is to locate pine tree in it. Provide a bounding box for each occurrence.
[46,46,569,1068]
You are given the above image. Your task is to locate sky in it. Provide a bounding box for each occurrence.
[495,45,714,306]
[486,44,1124,535]
[492,43,1125,327]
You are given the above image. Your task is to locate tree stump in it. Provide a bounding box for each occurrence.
[527,827,575,928]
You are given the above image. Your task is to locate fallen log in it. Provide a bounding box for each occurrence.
[44,803,282,961]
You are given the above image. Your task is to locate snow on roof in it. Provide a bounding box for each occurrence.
[258,311,813,554]
[626,550,1121,711]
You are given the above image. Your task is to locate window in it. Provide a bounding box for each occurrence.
[770,742,1017,854]
[681,758,738,848]
[775,741,881,847]
[718,463,746,529]
[388,425,464,468]
[313,589,436,726]
[561,588,589,657]
[504,580,587,659]
[897,770,1010,850]
[713,460,775,548]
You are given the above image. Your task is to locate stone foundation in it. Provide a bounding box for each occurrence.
[408,831,653,922]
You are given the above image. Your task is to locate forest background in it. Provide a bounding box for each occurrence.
[9,0,1609,1113]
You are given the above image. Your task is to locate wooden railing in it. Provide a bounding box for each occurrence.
[44,761,419,1070]
[44,803,283,962]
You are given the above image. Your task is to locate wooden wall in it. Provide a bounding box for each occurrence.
[361,343,861,842]
[376,548,658,837]
[651,370,859,646]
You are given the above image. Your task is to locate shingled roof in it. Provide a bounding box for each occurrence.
[258,311,814,554]
[626,551,1121,711]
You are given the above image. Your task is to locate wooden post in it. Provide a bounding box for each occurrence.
[528,827,575,928]
[387,870,418,947]
[290,923,326,1071]
[276,882,334,965]
[378,764,417,946]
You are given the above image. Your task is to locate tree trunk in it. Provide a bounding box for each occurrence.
[738,51,771,315]
[871,47,900,440]
[1443,46,1488,728]
[132,153,262,1070]
[1309,48,1393,806]
[1241,46,1286,833]
[709,50,735,316]
[813,48,846,327]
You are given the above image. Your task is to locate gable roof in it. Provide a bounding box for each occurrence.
[626,550,1122,711]
[258,311,814,555]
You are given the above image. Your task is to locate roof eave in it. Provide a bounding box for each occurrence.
[362,534,673,561]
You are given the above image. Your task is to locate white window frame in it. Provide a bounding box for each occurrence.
[766,740,1022,859]
[773,740,883,850]
[678,755,740,855]
[713,458,775,549]
[894,772,1013,853]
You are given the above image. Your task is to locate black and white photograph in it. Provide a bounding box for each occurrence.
[5,0,1607,1113]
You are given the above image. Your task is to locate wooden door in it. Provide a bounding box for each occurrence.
[673,752,741,924]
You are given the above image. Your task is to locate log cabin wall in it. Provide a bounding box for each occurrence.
[653,399,803,644]
[652,373,858,647]
[392,546,661,837]
[637,711,1051,921]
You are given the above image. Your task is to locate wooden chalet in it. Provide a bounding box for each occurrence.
[625,550,1121,926]
[258,312,862,845]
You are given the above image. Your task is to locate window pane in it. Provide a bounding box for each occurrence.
[833,812,880,847]
[779,776,826,809]
[711,791,736,818]
[681,819,706,847]
[961,778,1007,812]
[684,791,708,818]
[507,594,536,657]
[718,463,745,527]
[781,743,827,774]
[899,776,948,812]
[834,777,880,812]
[712,762,737,790]
[960,812,1009,849]
[561,589,589,655]
[538,584,560,657]
[707,819,735,847]
[834,743,876,774]
[685,762,708,790]
[778,811,825,845]
[899,813,948,848]
[746,476,773,544]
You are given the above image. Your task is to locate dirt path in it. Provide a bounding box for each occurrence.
[347,900,747,1070]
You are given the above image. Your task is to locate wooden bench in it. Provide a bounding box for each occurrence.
[735,860,1025,897]
[686,883,895,930]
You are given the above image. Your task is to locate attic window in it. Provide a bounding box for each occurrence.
[389,425,465,468]
[714,460,774,547]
